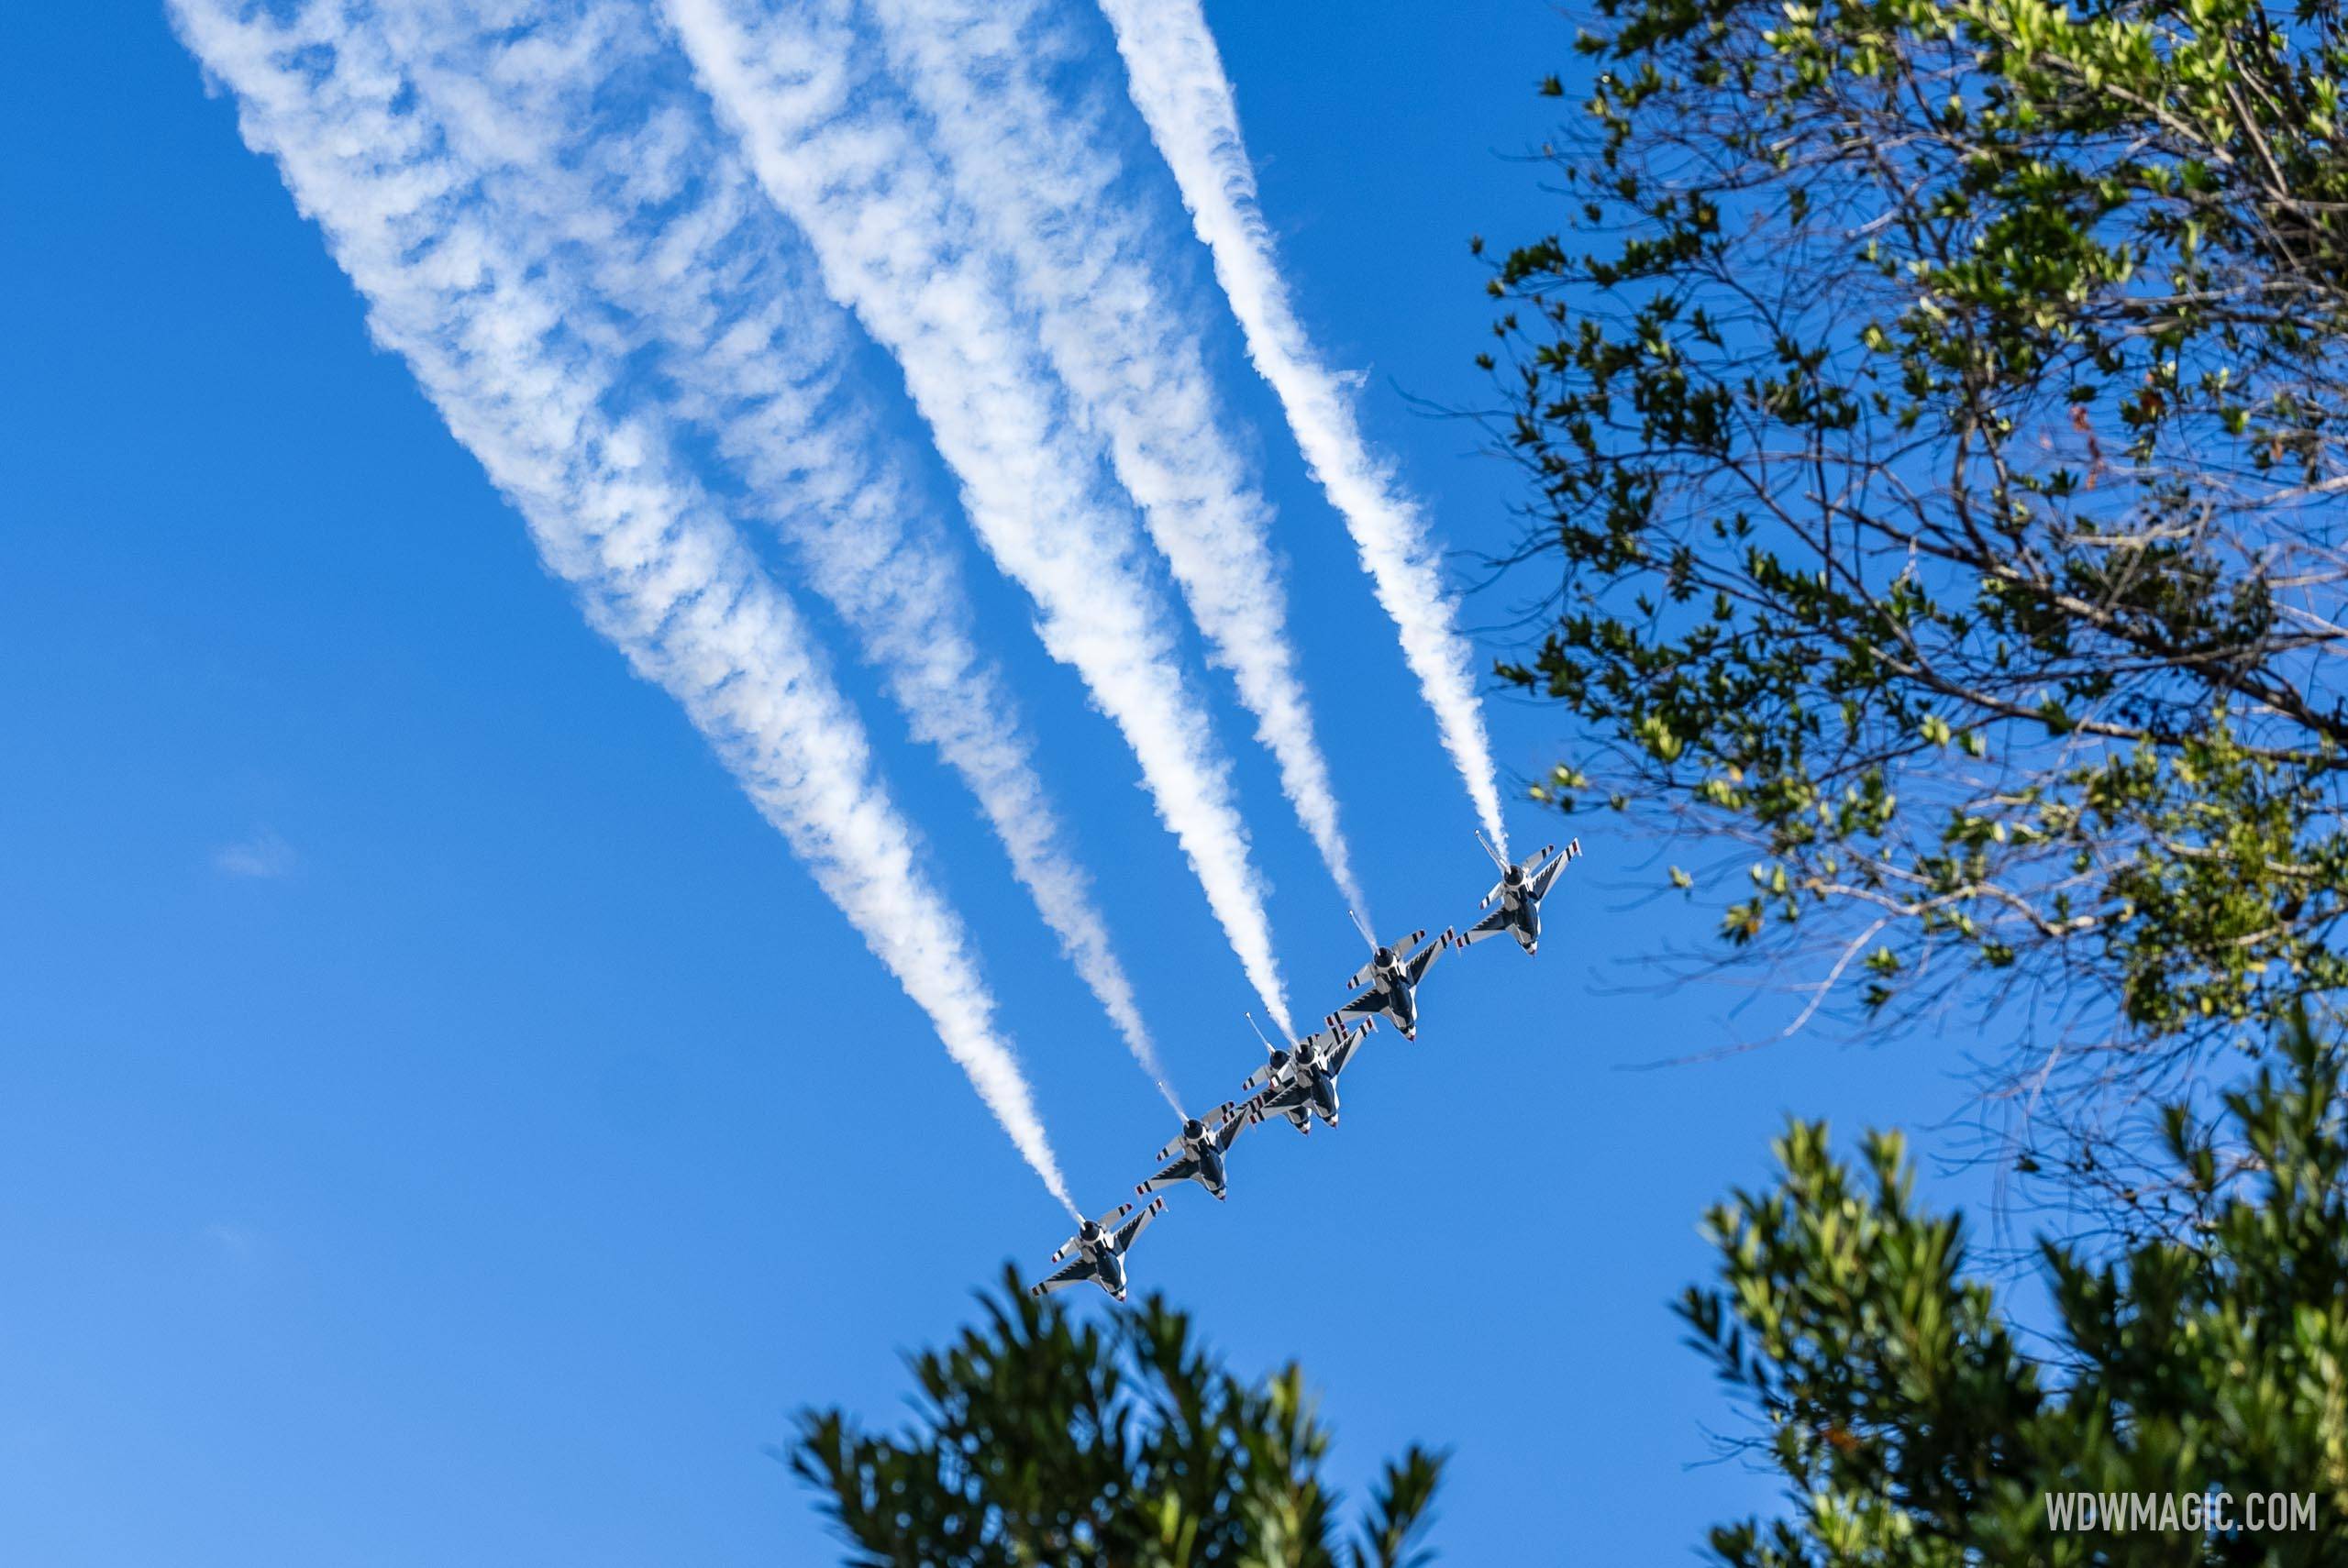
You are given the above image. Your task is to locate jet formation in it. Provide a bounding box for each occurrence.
[1031,835,1583,1299]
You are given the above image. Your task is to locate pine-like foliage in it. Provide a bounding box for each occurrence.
[1686,1015,2348,1562]
[789,1270,1445,1568]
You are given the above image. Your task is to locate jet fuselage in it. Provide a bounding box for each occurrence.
[1271,1046,1341,1127]
[1380,966,1419,1035]
[1500,875,1542,950]
[1192,1135,1228,1197]
[1095,1245,1129,1300]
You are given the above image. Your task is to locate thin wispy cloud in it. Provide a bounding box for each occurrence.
[666,0,1299,1036]
[169,0,1080,1215]
[1095,0,1511,856]
[866,0,1369,917]
[199,1221,261,1262]
[371,1,1180,1111]
[214,828,295,879]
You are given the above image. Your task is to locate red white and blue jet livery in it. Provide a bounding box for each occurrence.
[1029,1199,1168,1302]
[1243,1016,1375,1133]
[1456,835,1582,956]
[1135,1100,1261,1202]
[1330,914,1452,1040]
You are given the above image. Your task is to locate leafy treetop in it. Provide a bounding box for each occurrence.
[1485,0,2348,1118]
[789,1268,1445,1568]
[1684,1012,2348,1563]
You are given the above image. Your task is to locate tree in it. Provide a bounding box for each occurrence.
[1481,0,2348,1121]
[1683,1014,2348,1564]
[786,1268,1446,1568]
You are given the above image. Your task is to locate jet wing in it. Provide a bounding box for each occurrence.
[1030,1255,1100,1297]
[1529,840,1578,901]
[1479,878,1505,910]
[1212,1100,1258,1152]
[1113,1198,1166,1253]
[1325,1021,1370,1077]
[1090,1201,1135,1232]
[1344,961,1373,991]
[1257,1071,1318,1114]
[1331,987,1387,1027]
[1457,902,1515,947]
[1403,931,1452,986]
[1232,1086,1279,1122]
[1135,1151,1202,1197]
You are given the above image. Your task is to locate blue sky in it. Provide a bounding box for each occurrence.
[3,2,2003,1563]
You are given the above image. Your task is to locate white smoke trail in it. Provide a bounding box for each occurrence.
[1094,0,1510,856]
[168,0,1082,1213]
[371,1,1181,1111]
[664,0,1299,1036]
[864,0,1368,915]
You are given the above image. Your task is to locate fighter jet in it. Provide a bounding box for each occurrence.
[1457,835,1581,956]
[1029,1198,1168,1303]
[1135,1100,1260,1202]
[1242,1015,1374,1132]
[1330,912,1454,1040]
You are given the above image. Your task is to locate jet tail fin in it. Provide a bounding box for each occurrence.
[1474,828,1510,873]
[1346,906,1378,954]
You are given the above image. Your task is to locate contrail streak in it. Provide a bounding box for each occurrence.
[665,0,1299,1035]
[1094,0,1510,856]
[169,0,1082,1212]
[865,0,1368,915]
[371,1,1181,1111]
